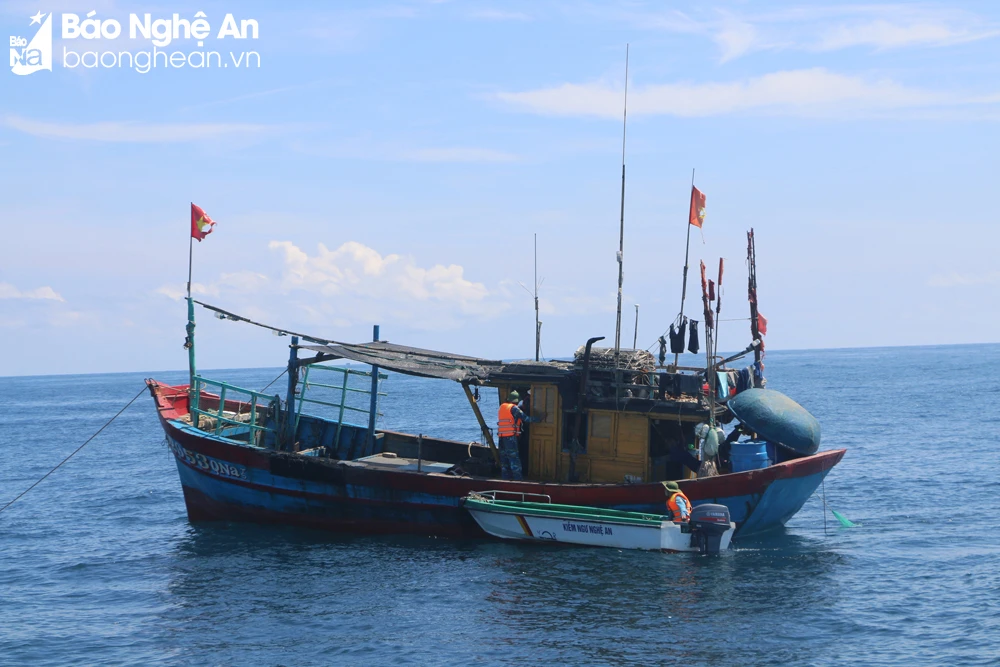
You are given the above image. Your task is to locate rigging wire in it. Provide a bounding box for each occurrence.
[0,385,147,515]
[194,300,348,346]
[258,368,288,394]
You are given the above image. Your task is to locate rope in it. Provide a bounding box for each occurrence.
[0,385,147,515]
[194,300,347,345]
[258,368,287,394]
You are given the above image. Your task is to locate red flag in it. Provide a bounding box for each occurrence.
[708,279,716,301]
[689,186,706,228]
[757,313,768,336]
[191,203,216,241]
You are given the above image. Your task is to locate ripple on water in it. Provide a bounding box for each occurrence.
[2,348,1000,665]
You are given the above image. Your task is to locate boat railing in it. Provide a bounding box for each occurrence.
[294,364,388,443]
[191,376,277,443]
[472,490,552,504]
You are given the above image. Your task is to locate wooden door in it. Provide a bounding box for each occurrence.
[527,383,560,481]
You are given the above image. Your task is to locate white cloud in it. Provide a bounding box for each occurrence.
[927,271,1000,287]
[815,17,999,51]
[269,240,491,307]
[0,282,64,301]
[496,68,950,118]
[714,14,760,63]
[156,272,269,301]
[263,240,510,331]
[2,116,270,142]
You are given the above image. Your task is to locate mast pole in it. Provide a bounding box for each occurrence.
[534,233,540,362]
[748,229,762,364]
[185,204,196,397]
[699,262,715,429]
[367,324,381,453]
[186,215,194,298]
[673,168,695,369]
[613,44,629,371]
[632,304,639,349]
[714,258,724,381]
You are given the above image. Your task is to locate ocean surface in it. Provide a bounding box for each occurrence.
[1,344,998,666]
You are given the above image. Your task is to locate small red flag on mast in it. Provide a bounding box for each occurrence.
[689,186,706,228]
[191,203,216,241]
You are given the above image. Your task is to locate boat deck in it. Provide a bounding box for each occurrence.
[344,454,456,475]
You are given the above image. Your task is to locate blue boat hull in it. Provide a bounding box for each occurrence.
[165,426,840,538]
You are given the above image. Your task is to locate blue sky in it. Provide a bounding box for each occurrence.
[1,0,998,376]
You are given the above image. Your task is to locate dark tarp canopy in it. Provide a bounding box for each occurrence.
[300,342,504,383]
[299,343,575,385]
[194,300,572,384]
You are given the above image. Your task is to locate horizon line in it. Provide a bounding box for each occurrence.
[2,340,997,380]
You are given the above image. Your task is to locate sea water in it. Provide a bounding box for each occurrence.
[0,344,997,666]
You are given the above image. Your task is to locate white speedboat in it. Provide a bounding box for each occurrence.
[462,491,735,553]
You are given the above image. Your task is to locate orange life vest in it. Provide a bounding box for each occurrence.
[666,491,691,522]
[497,402,522,437]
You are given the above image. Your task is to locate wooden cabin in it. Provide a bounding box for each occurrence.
[297,341,728,485]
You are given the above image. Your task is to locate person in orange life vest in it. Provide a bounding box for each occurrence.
[496,391,542,480]
[663,480,691,522]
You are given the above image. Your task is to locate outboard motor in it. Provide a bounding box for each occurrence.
[689,504,732,554]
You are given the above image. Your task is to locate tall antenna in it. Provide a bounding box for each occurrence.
[613,44,629,369]
[534,233,541,361]
[519,234,543,361]
[632,303,639,349]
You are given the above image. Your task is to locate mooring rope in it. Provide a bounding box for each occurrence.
[0,385,147,515]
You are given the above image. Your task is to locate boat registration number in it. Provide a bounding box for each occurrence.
[168,439,248,480]
[562,522,613,536]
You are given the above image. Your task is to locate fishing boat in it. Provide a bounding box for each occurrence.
[461,491,735,553]
[147,295,844,538]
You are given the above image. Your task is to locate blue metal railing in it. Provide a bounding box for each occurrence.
[295,364,387,444]
[190,376,277,442]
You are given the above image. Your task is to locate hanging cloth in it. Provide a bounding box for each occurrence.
[736,366,752,392]
[658,336,667,365]
[669,317,687,354]
[715,371,729,400]
[688,320,700,354]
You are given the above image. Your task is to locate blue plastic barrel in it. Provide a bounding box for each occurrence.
[730,440,771,473]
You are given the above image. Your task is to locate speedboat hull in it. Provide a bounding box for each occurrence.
[463,495,735,552]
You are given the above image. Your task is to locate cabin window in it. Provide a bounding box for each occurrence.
[591,413,612,439]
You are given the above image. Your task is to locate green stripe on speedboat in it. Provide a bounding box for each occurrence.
[463,498,668,528]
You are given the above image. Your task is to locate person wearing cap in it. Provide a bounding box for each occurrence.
[663,481,692,522]
[496,391,542,480]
